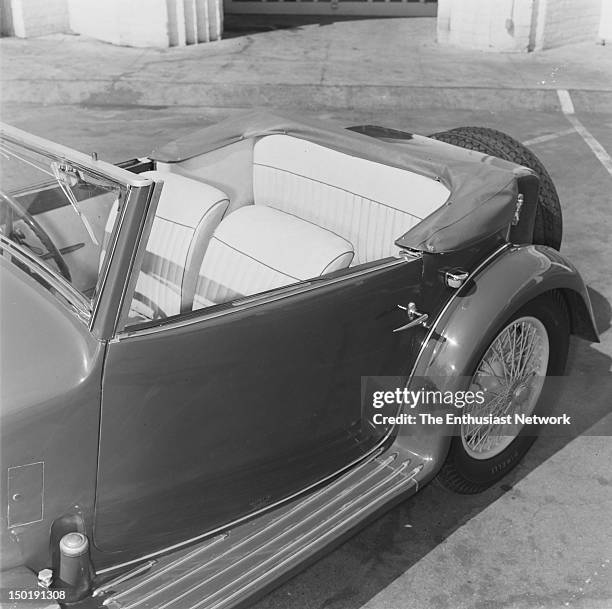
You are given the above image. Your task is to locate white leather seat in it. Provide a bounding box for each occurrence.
[193,205,354,310]
[252,135,450,265]
[101,171,230,322]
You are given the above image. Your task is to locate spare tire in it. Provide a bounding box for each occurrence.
[428,126,562,250]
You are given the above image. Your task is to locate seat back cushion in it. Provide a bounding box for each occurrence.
[156,137,255,216]
[128,171,229,320]
[194,205,354,310]
[252,134,450,265]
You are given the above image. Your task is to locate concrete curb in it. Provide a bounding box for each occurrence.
[3,82,612,113]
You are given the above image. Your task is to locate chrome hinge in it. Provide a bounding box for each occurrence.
[393,302,429,333]
[398,248,423,262]
[512,193,524,226]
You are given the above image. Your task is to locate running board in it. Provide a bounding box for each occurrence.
[98,450,424,609]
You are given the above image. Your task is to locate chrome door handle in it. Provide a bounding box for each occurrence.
[393,314,428,333]
[393,303,428,333]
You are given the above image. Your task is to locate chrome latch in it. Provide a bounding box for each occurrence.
[393,302,428,333]
[512,193,524,226]
[444,269,469,289]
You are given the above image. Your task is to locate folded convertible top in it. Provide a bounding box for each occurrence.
[151,110,533,254]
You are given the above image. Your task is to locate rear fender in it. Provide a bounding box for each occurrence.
[418,244,598,382]
[391,244,598,472]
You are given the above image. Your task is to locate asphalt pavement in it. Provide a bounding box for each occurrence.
[1,16,611,609]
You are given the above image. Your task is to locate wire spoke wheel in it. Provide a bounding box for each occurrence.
[461,316,549,460]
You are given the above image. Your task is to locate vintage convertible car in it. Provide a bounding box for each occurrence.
[0,112,598,608]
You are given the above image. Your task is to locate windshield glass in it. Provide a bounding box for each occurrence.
[0,137,126,303]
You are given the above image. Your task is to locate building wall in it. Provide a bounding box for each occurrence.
[67,0,170,47]
[535,0,602,49]
[438,0,604,52]
[8,0,68,38]
[1,0,14,36]
[600,0,612,43]
[1,0,222,45]
[437,0,534,52]
[167,0,222,46]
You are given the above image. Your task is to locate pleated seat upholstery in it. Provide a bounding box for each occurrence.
[109,134,452,321]
[193,205,354,310]
[115,171,230,321]
[252,134,449,265]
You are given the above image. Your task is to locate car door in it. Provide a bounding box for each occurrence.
[94,255,423,556]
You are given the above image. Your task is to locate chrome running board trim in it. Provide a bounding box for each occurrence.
[99,450,424,609]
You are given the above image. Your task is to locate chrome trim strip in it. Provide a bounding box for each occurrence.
[200,471,420,609]
[0,236,91,321]
[0,123,152,188]
[89,186,132,332]
[110,181,174,336]
[229,281,315,307]
[113,257,409,342]
[93,561,157,597]
[407,243,511,379]
[88,183,156,334]
[101,536,229,601]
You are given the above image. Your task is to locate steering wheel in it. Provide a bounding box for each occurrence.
[0,190,72,282]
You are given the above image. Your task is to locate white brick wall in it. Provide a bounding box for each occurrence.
[437,0,534,52]
[438,0,604,52]
[9,0,68,38]
[535,0,601,49]
[3,0,222,45]
[68,0,170,47]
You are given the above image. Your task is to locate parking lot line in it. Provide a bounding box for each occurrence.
[523,128,576,146]
[557,89,612,177]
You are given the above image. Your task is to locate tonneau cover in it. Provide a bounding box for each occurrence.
[152,111,533,253]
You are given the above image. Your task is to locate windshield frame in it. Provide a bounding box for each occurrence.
[0,122,154,335]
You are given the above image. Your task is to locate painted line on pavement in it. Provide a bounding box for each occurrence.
[557,89,576,114]
[523,128,576,147]
[557,89,612,177]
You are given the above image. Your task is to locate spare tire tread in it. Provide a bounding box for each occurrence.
[428,126,562,250]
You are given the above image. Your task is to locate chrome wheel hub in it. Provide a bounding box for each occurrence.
[461,316,550,460]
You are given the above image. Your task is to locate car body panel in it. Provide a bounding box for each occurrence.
[94,258,424,561]
[0,255,103,572]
